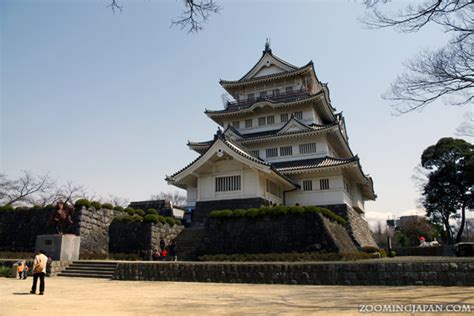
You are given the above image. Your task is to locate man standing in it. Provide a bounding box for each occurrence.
[30,249,48,295]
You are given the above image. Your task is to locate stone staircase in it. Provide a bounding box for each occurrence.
[175,228,205,261]
[58,261,117,279]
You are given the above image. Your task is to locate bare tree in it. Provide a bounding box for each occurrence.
[456,111,474,137]
[362,0,474,114]
[0,171,54,207]
[106,0,220,33]
[105,194,129,207]
[151,191,186,206]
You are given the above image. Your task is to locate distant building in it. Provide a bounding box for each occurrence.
[386,215,424,230]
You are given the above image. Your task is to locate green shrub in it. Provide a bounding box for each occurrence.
[134,209,145,217]
[165,217,175,226]
[244,208,259,218]
[144,214,159,223]
[173,219,182,226]
[124,207,135,216]
[146,208,158,215]
[0,266,11,278]
[112,215,135,223]
[113,206,124,212]
[74,199,91,209]
[90,201,102,210]
[232,209,246,218]
[157,215,166,224]
[44,204,55,211]
[207,205,347,226]
[134,215,143,221]
[102,203,114,209]
[288,206,305,215]
[0,205,14,212]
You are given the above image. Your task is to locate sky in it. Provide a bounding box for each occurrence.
[1,0,472,223]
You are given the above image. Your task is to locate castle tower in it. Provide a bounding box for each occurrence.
[167,44,377,247]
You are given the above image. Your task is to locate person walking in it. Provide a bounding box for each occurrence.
[30,249,48,295]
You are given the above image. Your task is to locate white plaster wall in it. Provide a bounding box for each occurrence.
[244,134,331,163]
[285,174,353,207]
[236,78,305,101]
[195,159,262,202]
[186,188,197,206]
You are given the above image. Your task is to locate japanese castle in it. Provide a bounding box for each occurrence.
[167,43,376,242]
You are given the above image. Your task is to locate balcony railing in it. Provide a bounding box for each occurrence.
[225,88,310,110]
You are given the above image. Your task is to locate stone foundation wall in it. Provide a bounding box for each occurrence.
[72,207,119,255]
[113,259,474,286]
[194,198,270,225]
[199,213,357,255]
[0,207,120,255]
[319,204,377,248]
[0,209,51,252]
[109,221,184,257]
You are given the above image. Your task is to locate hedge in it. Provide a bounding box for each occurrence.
[91,201,102,210]
[146,208,158,215]
[125,207,135,216]
[134,209,145,217]
[102,203,114,210]
[209,205,347,226]
[74,199,91,209]
[113,206,124,212]
[113,214,181,226]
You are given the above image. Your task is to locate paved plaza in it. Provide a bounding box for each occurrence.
[0,277,473,315]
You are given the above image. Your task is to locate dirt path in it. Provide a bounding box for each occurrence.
[0,277,473,315]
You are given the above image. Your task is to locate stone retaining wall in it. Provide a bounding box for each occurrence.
[199,213,357,255]
[108,221,184,256]
[113,259,474,286]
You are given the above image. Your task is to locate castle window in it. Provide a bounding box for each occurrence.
[344,180,352,195]
[286,86,293,93]
[303,180,312,191]
[266,179,282,197]
[272,89,280,96]
[320,179,330,190]
[258,117,266,126]
[280,113,289,122]
[232,121,240,129]
[294,111,303,120]
[266,148,278,158]
[251,149,260,157]
[259,91,267,98]
[280,146,293,156]
[245,119,253,128]
[247,93,255,100]
[299,143,317,154]
[215,175,241,192]
[267,116,275,125]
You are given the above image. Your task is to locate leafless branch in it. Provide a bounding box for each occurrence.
[107,0,123,13]
[171,0,221,33]
[0,171,55,207]
[361,0,474,113]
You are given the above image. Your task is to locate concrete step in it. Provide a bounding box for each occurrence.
[63,269,115,275]
[71,261,118,266]
[65,266,116,271]
[58,261,118,279]
[58,272,113,279]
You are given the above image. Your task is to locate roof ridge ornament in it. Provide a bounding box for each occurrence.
[264,38,272,55]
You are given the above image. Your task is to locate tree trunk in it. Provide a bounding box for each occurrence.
[444,217,453,244]
[455,202,467,244]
